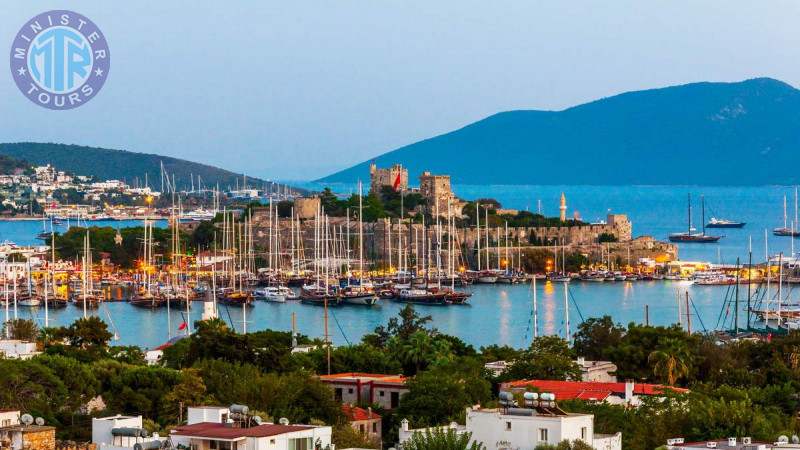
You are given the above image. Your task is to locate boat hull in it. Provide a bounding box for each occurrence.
[341,293,379,306]
[706,222,745,228]
[474,276,498,284]
[668,234,723,243]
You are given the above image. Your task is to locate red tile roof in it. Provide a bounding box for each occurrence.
[502,380,689,400]
[319,373,400,380]
[171,422,313,439]
[342,405,381,421]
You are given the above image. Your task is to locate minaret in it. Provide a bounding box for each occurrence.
[559,192,567,221]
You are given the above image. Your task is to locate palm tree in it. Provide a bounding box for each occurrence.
[403,331,434,374]
[648,338,693,386]
[37,326,60,349]
[402,428,485,450]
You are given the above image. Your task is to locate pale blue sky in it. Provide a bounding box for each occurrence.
[3,1,799,180]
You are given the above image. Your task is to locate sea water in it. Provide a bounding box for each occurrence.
[1,185,795,349]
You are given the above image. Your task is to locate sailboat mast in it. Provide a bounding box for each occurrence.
[564,283,570,343]
[485,208,489,270]
[784,195,788,231]
[701,194,706,236]
[358,181,364,287]
[532,277,538,339]
[476,204,481,271]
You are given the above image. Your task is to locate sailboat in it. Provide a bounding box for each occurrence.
[669,194,723,243]
[442,198,472,304]
[216,211,253,306]
[340,181,378,306]
[773,189,800,237]
[130,218,166,308]
[72,229,103,310]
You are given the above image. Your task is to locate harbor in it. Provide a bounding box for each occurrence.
[3,172,800,349]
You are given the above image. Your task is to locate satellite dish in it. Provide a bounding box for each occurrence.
[34,418,44,426]
[792,436,799,444]
[20,414,33,425]
[278,418,289,426]
[779,436,789,443]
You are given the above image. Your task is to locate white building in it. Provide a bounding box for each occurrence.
[198,251,234,266]
[0,410,20,428]
[0,340,41,360]
[399,404,622,450]
[92,414,161,450]
[576,357,617,383]
[91,180,129,190]
[170,406,332,450]
[666,437,774,450]
[484,361,510,378]
[34,165,56,183]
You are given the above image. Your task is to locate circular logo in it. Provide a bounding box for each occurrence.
[10,10,110,110]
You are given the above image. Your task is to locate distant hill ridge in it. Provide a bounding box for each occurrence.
[0,142,304,193]
[318,78,800,186]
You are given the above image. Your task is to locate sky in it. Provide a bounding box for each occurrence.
[2,1,800,180]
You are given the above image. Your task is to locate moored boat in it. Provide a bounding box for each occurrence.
[393,288,447,305]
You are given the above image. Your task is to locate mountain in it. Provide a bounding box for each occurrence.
[318,78,800,186]
[0,142,307,193]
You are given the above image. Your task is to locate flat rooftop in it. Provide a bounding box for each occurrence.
[171,423,314,440]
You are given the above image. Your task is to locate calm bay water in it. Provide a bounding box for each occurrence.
[7,280,746,350]
[1,185,795,349]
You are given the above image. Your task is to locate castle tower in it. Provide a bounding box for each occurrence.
[559,192,567,221]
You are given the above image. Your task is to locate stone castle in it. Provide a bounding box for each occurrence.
[245,165,674,265]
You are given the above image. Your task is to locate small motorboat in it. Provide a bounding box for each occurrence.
[254,286,297,302]
[340,285,379,306]
[706,217,745,228]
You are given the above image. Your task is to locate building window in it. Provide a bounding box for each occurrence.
[581,427,587,440]
[379,390,385,397]
[360,424,365,433]
[335,388,343,401]
[288,438,312,450]
[391,391,400,408]
[539,428,549,443]
[270,440,275,445]
[372,422,378,433]
[505,421,512,431]
[210,441,217,450]
[348,388,354,394]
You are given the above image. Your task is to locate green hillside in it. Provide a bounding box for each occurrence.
[0,142,305,193]
[0,154,31,175]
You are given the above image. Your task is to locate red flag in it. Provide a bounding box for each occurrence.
[178,320,187,331]
[767,332,772,342]
[393,172,402,190]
